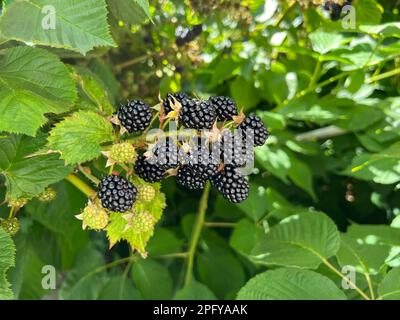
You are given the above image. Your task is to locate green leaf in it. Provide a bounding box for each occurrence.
[378,268,400,300]
[237,184,270,221]
[341,224,400,268]
[353,0,383,26]
[360,22,400,38]
[48,110,114,165]
[256,145,291,183]
[146,228,183,257]
[98,275,142,300]
[0,46,76,136]
[230,76,260,110]
[131,259,173,300]
[72,67,115,114]
[197,246,246,299]
[25,181,89,269]
[251,211,340,269]
[237,268,346,300]
[107,0,151,25]
[0,228,16,300]
[336,234,390,275]
[287,152,316,200]
[309,31,347,54]
[59,246,106,300]
[344,142,400,184]
[174,279,217,300]
[0,134,72,200]
[0,0,116,55]
[230,219,263,256]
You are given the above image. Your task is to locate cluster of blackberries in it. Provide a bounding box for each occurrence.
[133,93,268,203]
[175,24,203,47]
[323,0,352,21]
[108,94,268,205]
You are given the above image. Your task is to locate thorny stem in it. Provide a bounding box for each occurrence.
[66,174,96,197]
[184,182,211,287]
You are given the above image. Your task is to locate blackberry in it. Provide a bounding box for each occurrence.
[214,131,254,168]
[179,99,217,130]
[323,1,345,21]
[163,92,190,115]
[209,96,238,121]
[238,113,269,146]
[211,166,249,203]
[175,24,203,46]
[117,100,153,133]
[98,175,137,213]
[185,142,219,179]
[176,165,206,190]
[147,138,183,169]
[134,155,165,183]
[330,2,342,20]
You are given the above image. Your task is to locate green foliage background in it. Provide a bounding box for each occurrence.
[1,0,400,300]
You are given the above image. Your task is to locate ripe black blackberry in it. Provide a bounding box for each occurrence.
[98,175,137,213]
[134,155,165,183]
[238,113,269,147]
[179,99,217,130]
[323,1,347,21]
[175,24,203,46]
[148,138,183,170]
[163,92,190,115]
[117,100,153,133]
[211,166,249,203]
[176,165,206,190]
[209,96,238,121]
[214,131,254,168]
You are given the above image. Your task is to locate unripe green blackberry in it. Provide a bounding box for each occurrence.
[110,142,137,163]
[38,188,57,202]
[137,185,156,202]
[131,211,155,233]
[77,202,109,230]
[0,218,20,236]
[8,198,28,208]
